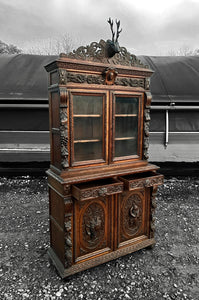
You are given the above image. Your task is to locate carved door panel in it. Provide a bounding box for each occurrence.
[74,196,113,263]
[117,188,150,248]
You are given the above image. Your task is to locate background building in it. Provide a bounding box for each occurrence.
[0,54,199,173]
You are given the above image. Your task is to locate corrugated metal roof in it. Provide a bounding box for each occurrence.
[0,54,199,103]
[139,56,199,103]
[0,54,57,100]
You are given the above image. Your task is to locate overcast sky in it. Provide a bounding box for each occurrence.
[1,0,199,55]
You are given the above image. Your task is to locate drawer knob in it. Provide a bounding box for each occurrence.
[98,187,108,197]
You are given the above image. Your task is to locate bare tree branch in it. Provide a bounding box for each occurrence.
[22,34,82,55]
[0,40,22,54]
[168,45,199,56]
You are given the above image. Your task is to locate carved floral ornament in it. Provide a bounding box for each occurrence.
[60,39,148,69]
[58,69,147,88]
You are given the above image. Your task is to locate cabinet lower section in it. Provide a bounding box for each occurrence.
[48,237,155,278]
[48,168,163,278]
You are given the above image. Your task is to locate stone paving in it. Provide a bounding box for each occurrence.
[0,176,198,299]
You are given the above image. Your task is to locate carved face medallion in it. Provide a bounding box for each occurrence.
[104,68,118,85]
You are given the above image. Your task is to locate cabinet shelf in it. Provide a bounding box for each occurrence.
[115,137,136,141]
[74,114,101,118]
[115,114,137,117]
[74,139,101,143]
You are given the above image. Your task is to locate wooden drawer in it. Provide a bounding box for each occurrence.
[72,178,123,201]
[119,172,164,191]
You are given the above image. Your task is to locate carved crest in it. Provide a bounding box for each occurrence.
[60,39,147,68]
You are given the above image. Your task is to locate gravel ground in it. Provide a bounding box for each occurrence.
[0,175,198,300]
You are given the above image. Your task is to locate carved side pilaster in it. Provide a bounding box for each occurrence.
[143,92,152,160]
[59,88,69,169]
[150,186,158,239]
[64,198,73,267]
[63,184,71,196]
[143,108,150,160]
[58,69,67,85]
[145,91,152,108]
[145,78,150,90]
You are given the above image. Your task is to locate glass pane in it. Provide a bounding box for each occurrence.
[114,97,139,158]
[115,139,137,157]
[74,117,102,140]
[74,141,102,161]
[115,117,138,138]
[73,95,102,115]
[115,97,138,114]
[73,95,104,162]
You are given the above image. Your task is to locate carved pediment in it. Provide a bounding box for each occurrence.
[60,39,148,69]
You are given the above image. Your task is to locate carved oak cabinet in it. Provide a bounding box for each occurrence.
[45,40,164,278]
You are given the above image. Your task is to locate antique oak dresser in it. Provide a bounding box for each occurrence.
[45,26,164,277]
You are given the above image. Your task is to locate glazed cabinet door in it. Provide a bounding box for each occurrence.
[110,92,144,162]
[73,196,114,263]
[69,90,108,167]
[117,188,150,248]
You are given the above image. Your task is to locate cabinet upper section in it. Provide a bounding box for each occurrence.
[45,40,154,175]
[45,39,153,90]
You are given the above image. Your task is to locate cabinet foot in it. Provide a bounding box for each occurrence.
[146,243,155,250]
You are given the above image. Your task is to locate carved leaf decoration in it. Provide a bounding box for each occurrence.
[65,40,106,62]
[60,40,148,68]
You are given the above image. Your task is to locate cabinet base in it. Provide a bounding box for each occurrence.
[48,238,155,278]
